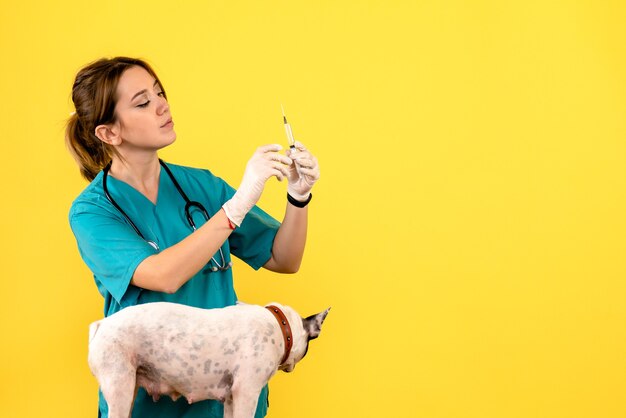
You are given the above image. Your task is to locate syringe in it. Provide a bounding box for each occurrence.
[281,104,296,152]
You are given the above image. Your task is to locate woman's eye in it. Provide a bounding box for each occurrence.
[137,92,164,108]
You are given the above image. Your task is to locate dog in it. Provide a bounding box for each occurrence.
[88,301,330,418]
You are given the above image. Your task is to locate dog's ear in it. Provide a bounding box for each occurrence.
[302,307,331,340]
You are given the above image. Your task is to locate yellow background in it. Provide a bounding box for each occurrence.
[1,1,625,417]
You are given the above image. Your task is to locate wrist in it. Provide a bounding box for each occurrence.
[223,191,254,227]
[287,185,311,202]
[287,192,312,208]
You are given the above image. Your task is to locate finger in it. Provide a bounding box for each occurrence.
[292,146,316,162]
[294,157,315,169]
[256,144,283,154]
[265,152,293,166]
[289,150,310,161]
[271,169,284,181]
[273,162,291,178]
[270,166,289,181]
[297,167,320,180]
[293,141,308,152]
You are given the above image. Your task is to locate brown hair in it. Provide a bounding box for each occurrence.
[65,57,167,181]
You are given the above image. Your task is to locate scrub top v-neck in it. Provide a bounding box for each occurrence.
[69,162,280,418]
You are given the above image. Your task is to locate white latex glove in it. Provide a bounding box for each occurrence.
[286,141,320,201]
[223,144,292,226]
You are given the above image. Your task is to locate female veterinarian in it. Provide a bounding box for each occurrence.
[66,57,319,418]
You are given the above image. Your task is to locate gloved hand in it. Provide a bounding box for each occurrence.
[286,141,320,201]
[223,144,292,226]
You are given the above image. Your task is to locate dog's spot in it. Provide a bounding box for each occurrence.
[263,337,268,343]
[218,371,234,389]
[157,351,171,363]
[190,354,198,361]
[224,349,235,355]
[192,340,203,351]
[187,367,195,376]
[256,367,261,374]
[271,339,275,345]
[221,339,229,349]
[215,362,220,367]
[169,332,187,343]
[265,323,274,337]
[204,360,212,374]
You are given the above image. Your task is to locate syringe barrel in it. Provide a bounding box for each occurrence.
[284,123,295,147]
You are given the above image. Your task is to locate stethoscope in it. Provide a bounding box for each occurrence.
[102,159,232,272]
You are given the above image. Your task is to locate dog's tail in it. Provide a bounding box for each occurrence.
[88,320,101,345]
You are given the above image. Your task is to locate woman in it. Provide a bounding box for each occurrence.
[66,57,319,418]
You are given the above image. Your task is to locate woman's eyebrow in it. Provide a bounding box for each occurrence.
[130,79,159,102]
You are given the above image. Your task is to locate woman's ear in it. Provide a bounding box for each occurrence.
[94,122,122,146]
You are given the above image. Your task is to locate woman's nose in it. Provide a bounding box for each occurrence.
[157,95,169,115]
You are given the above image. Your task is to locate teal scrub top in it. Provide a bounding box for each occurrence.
[69,162,280,418]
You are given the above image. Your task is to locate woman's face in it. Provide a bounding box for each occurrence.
[112,65,176,152]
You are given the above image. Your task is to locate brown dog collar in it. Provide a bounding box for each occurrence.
[265,305,293,365]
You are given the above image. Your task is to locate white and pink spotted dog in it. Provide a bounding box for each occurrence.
[88,302,330,418]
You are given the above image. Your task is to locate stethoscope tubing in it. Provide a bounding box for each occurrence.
[102,159,231,271]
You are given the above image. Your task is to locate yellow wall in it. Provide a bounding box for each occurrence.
[1,1,625,417]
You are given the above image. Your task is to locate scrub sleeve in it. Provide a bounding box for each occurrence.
[69,164,280,418]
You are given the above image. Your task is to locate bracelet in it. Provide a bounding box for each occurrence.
[287,192,312,208]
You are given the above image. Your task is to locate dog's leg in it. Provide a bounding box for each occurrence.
[98,367,136,418]
[223,394,234,418]
[232,396,260,418]
[230,384,262,418]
